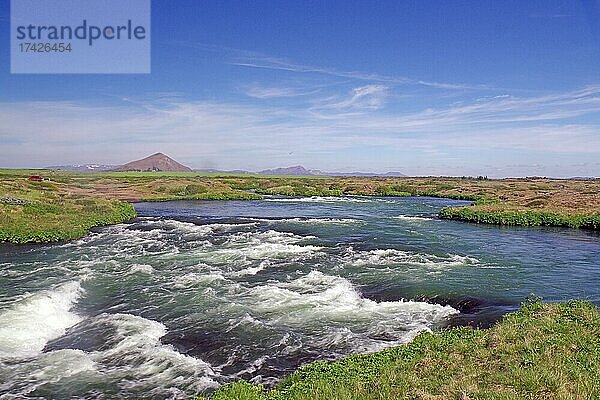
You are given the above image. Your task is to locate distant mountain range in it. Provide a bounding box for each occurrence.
[257,165,316,176]
[48,156,406,176]
[196,168,254,175]
[253,165,406,177]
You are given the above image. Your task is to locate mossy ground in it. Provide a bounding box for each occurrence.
[1,170,599,243]
[439,205,600,230]
[199,301,600,400]
[0,175,136,243]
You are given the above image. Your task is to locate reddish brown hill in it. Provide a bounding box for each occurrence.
[113,153,192,172]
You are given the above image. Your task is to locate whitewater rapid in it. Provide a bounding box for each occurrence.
[4,195,592,399]
[0,281,84,359]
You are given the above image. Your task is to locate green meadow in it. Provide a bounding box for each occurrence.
[0,176,135,244]
[1,169,599,243]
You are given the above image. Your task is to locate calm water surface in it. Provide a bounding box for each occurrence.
[1,196,599,399]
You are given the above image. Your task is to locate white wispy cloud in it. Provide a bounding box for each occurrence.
[529,13,573,19]
[315,84,389,111]
[1,85,599,175]
[241,83,320,99]
[319,85,600,132]
[230,56,484,90]
[176,42,486,90]
[230,58,398,82]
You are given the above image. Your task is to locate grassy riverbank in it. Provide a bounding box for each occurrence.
[1,169,599,243]
[0,174,136,243]
[200,300,599,400]
[440,205,600,230]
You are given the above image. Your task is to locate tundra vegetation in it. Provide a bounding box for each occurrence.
[0,171,135,243]
[0,169,599,243]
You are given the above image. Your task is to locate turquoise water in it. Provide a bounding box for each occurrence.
[0,196,599,399]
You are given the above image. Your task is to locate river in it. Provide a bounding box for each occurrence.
[1,196,599,399]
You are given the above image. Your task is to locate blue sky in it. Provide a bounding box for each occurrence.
[1,0,599,177]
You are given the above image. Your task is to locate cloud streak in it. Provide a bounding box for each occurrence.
[241,83,320,99]
[177,42,487,90]
[229,57,485,90]
[1,85,599,176]
[315,84,389,111]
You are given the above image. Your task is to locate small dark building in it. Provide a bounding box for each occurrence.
[28,175,44,182]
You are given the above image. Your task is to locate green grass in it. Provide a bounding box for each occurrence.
[1,170,599,243]
[0,178,136,244]
[440,206,600,229]
[141,191,263,201]
[199,300,600,400]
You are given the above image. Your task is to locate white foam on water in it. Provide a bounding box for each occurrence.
[0,312,219,397]
[128,264,154,274]
[138,219,213,235]
[205,222,259,229]
[392,215,434,221]
[225,230,319,247]
[345,248,479,269]
[250,217,362,225]
[84,224,179,256]
[245,271,458,339]
[70,219,263,264]
[63,221,199,257]
[173,272,226,288]
[225,313,265,333]
[0,263,73,279]
[275,332,300,352]
[313,324,426,354]
[0,281,84,359]
[195,230,322,265]
[447,254,480,264]
[231,260,271,277]
[264,196,375,203]
[0,349,98,396]
[142,219,257,236]
[231,355,269,378]
[31,348,97,379]
[90,313,219,394]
